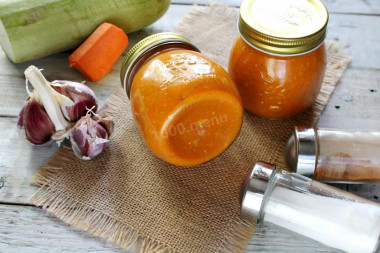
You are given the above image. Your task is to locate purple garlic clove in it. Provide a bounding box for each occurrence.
[93,114,114,137]
[70,114,109,160]
[22,98,55,145]
[17,103,26,129]
[51,81,98,121]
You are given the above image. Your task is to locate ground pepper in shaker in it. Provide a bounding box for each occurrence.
[285,126,380,183]
[240,162,380,253]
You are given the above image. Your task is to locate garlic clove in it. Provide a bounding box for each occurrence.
[17,102,26,129]
[71,122,88,148]
[87,137,109,158]
[51,81,98,121]
[22,98,55,145]
[93,114,114,137]
[64,86,98,121]
[70,115,109,160]
[88,115,107,139]
[49,85,75,121]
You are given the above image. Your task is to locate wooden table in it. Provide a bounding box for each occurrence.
[1,1,379,252]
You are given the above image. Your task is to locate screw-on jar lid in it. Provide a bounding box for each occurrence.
[240,162,275,224]
[285,126,317,177]
[120,32,200,98]
[239,0,329,55]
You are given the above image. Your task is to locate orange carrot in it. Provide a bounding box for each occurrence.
[69,23,129,82]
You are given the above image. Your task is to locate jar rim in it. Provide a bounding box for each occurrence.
[120,32,200,98]
[239,0,329,55]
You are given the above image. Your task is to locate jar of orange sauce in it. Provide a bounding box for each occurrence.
[121,33,243,167]
[229,0,329,118]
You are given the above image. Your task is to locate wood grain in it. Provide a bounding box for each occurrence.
[0,204,130,253]
[0,118,58,205]
[0,204,340,253]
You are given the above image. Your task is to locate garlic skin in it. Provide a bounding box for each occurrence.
[70,113,114,160]
[51,80,98,121]
[92,114,114,137]
[18,98,55,145]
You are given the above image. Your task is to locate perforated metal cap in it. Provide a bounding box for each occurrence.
[240,162,275,224]
[285,126,317,177]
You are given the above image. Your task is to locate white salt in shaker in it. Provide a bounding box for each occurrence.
[285,126,380,183]
[240,162,380,253]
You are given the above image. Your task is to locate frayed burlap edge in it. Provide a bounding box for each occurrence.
[30,89,176,253]
[29,86,256,253]
[30,85,256,252]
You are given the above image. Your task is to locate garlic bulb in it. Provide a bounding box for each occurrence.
[70,111,114,160]
[18,65,98,145]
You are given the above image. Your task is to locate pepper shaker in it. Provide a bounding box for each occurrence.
[285,126,380,183]
[240,162,380,253]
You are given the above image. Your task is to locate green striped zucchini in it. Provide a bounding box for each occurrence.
[0,0,170,63]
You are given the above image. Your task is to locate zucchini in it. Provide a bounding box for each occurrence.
[0,0,170,63]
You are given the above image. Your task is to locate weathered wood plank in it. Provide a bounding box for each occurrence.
[1,9,379,116]
[0,204,341,253]
[0,118,58,205]
[318,68,380,129]
[0,204,130,253]
[247,225,341,253]
[173,0,380,14]
[327,14,380,69]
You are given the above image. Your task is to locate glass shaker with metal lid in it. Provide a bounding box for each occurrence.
[240,162,380,253]
[285,126,380,183]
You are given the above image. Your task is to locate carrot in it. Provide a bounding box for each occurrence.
[69,23,129,82]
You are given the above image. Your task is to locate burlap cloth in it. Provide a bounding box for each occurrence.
[30,4,351,253]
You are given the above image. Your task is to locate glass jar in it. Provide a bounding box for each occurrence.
[285,126,380,183]
[120,33,244,167]
[229,0,328,118]
[240,162,380,253]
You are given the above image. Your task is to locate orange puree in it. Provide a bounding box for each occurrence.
[130,49,243,166]
[229,37,326,118]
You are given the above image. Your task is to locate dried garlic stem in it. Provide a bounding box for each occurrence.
[24,66,69,131]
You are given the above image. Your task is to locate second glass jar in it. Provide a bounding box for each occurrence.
[121,33,244,167]
[229,0,329,118]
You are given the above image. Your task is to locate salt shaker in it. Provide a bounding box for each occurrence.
[285,126,380,183]
[240,162,380,253]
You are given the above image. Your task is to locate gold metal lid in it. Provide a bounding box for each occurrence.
[120,32,199,98]
[239,0,329,55]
